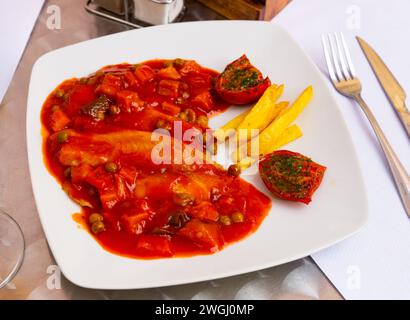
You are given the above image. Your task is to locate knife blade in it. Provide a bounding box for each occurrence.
[357,36,410,138]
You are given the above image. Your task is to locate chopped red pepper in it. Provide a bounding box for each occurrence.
[158,79,180,98]
[134,65,155,84]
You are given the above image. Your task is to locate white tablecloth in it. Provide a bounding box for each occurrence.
[0,0,44,103]
[275,0,410,299]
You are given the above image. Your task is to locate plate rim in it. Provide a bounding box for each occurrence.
[26,20,369,290]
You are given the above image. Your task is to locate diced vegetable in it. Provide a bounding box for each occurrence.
[116,90,144,112]
[190,201,219,222]
[123,71,137,88]
[50,108,70,131]
[65,84,96,116]
[134,65,155,84]
[191,91,215,112]
[158,79,180,98]
[161,101,181,115]
[178,60,202,75]
[157,66,181,80]
[178,219,222,250]
[96,74,123,97]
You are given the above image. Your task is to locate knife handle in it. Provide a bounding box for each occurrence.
[355,94,410,219]
[396,103,410,139]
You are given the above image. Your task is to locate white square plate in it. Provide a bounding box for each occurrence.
[27,21,368,289]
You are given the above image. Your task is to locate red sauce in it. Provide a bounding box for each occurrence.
[41,58,272,259]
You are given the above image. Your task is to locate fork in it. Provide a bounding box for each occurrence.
[322,32,410,218]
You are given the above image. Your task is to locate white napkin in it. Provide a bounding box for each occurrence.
[274,0,410,299]
[0,0,44,103]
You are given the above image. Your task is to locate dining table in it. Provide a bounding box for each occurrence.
[0,0,342,300]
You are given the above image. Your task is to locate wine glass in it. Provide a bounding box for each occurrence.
[0,209,24,289]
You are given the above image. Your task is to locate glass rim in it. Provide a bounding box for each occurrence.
[0,209,25,289]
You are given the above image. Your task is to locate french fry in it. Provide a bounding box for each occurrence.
[268,124,303,152]
[214,101,289,142]
[234,101,289,161]
[257,86,313,155]
[235,125,302,171]
[237,84,284,140]
[213,109,250,141]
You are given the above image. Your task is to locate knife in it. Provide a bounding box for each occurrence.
[357,36,410,138]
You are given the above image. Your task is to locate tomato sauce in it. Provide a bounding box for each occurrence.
[41,58,272,259]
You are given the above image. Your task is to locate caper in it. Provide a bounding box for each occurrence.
[196,115,208,128]
[227,164,241,177]
[104,162,118,173]
[54,89,65,98]
[63,93,70,102]
[173,192,195,206]
[184,108,196,123]
[178,112,188,122]
[109,105,121,115]
[91,221,105,234]
[156,119,171,130]
[219,215,231,226]
[173,58,185,68]
[89,213,103,224]
[231,212,244,223]
[57,130,69,143]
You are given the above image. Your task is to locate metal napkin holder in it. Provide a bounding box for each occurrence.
[85,0,186,29]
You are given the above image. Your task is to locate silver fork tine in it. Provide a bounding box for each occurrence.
[321,35,337,83]
[327,33,344,81]
[340,33,356,78]
[335,32,351,81]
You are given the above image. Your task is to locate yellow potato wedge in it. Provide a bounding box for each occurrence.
[257,86,313,155]
[237,84,284,140]
[214,100,288,142]
[213,109,250,141]
[234,101,288,161]
[267,124,303,153]
[235,125,302,171]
